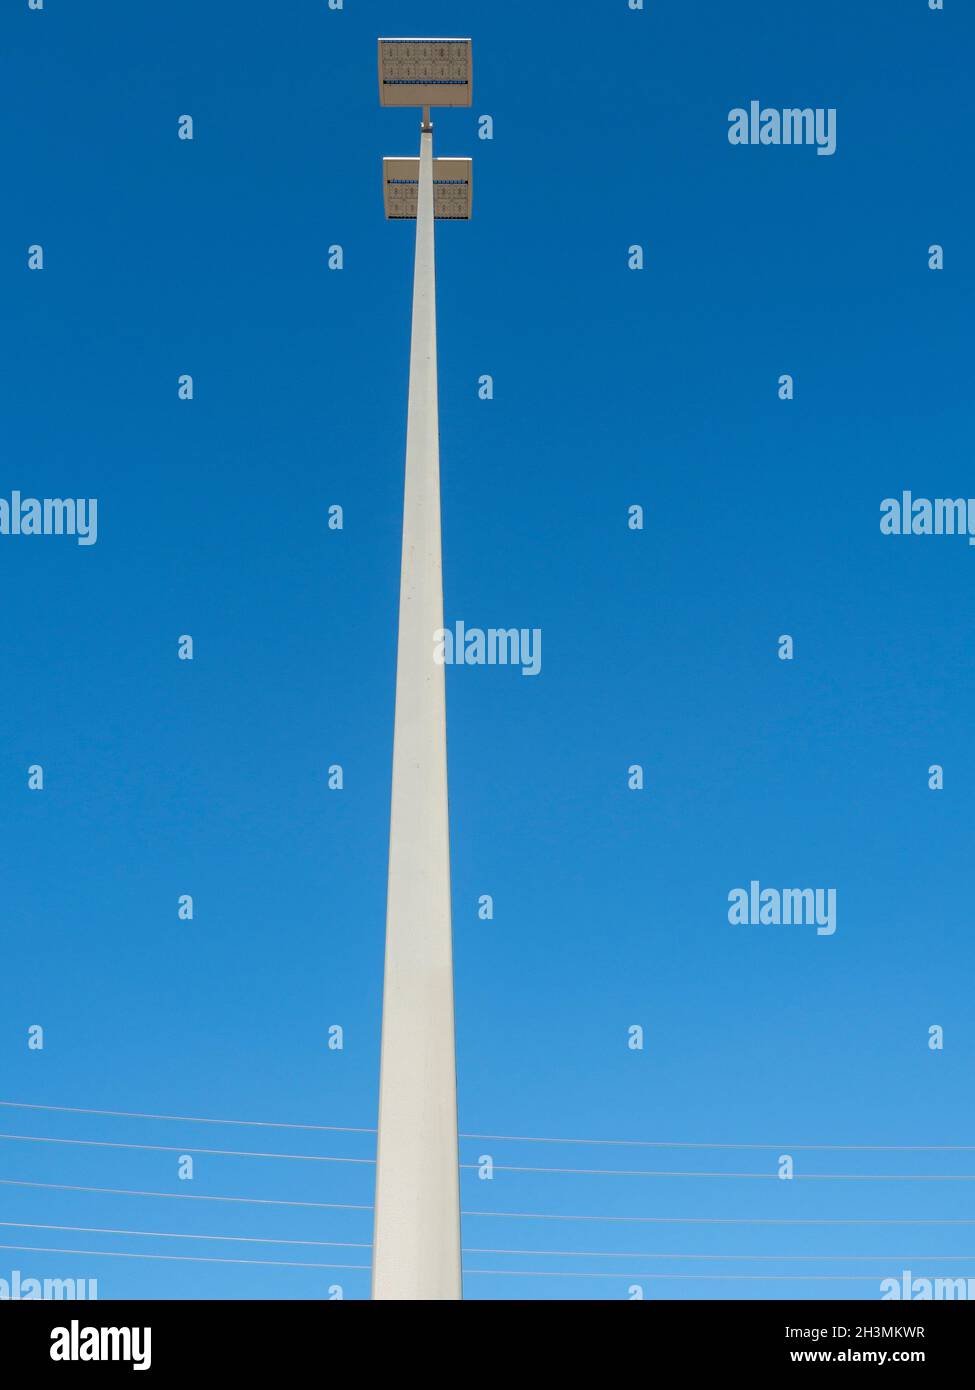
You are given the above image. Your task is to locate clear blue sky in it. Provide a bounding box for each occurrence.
[2,0,973,1302]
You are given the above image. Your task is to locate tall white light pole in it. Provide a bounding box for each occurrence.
[373,38,473,1302]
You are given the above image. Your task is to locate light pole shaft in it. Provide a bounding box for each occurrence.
[372,119,462,1301]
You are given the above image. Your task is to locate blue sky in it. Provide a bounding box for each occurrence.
[1,0,973,1301]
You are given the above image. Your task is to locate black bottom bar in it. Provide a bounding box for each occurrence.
[3,1298,974,1375]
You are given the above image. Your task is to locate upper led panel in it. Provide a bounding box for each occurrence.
[383,158,473,220]
[378,38,473,107]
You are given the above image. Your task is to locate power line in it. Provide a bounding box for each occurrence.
[461,1269,891,1282]
[5,1178,971,1224]
[4,1220,973,1263]
[465,1246,975,1261]
[462,1132,975,1153]
[2,1099,971,1152]
[0,1133,372,1165]
[0,1178,371,1211]
[463,1207,975,1225]
[0,1243,905,1281]
[3,1134,968,1178]
[0,1221,368,1249]
[0,1242,369,1271]
[0,1100,372,1136]
[3,1136,972,1180]
[459,1162,975,1182]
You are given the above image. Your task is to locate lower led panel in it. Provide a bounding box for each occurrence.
[382,158,473,220]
